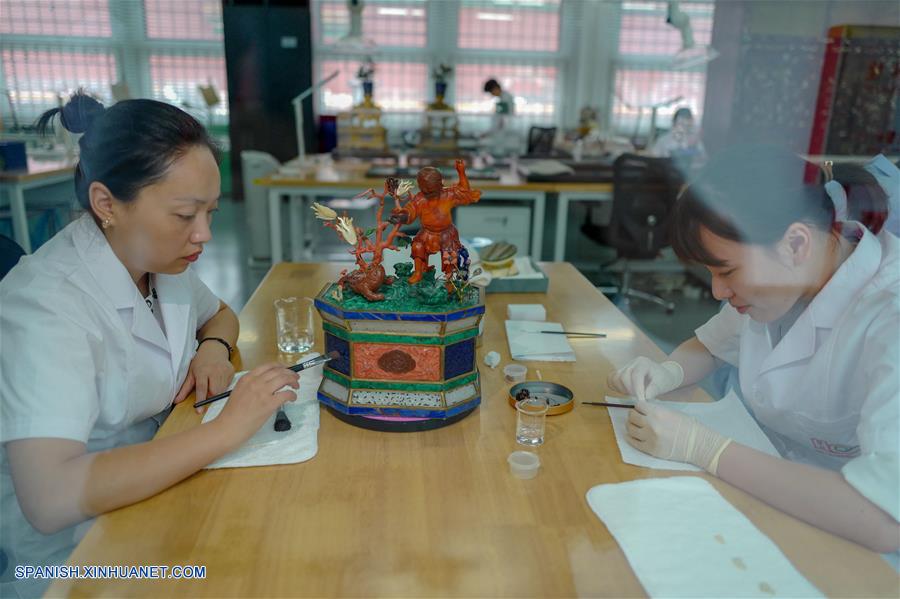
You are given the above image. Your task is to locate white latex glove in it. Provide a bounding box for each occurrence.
[607,357,684,401]
[626,400,733,475]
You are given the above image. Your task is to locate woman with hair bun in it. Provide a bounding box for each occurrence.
[607,146,899,556]
[0,92,299,597]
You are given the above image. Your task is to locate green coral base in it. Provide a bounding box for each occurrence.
[327,264,479,312]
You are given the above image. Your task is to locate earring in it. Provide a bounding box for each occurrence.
[102,218,111,229]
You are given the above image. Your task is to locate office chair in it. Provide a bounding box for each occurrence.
[526,126,556,156]
[581,153,682,312]
[0,233,25,281]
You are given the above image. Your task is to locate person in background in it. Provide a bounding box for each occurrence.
[608,146,899,556]
[0,92,299,598]
[651,106,706,166]
[481,78,519,155]
[484,78,515,123]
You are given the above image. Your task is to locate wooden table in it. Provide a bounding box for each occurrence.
[49,263,898,597]
[257,159,612,263]
[0,157,75,253]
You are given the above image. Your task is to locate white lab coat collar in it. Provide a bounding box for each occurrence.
[69,215,191,372]
[759,222,881,374]
[70,215,136,311]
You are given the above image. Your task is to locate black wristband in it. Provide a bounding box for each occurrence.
[198,336,233,357]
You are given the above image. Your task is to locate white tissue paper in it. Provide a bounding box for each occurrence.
[586,477,823,598]
[201,353,323,469]
[607,391,780,472]
[506,304,546,321]
[505,320,576,362]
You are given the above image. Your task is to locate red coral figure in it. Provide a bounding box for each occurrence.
[389,159,481,290]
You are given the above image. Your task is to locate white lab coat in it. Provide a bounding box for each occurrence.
[483,90,520,156]
[650,128,706,162]
[695,222,900,523]
[0,214,220,598]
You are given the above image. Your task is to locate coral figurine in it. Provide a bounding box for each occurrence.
[389,159,481,289]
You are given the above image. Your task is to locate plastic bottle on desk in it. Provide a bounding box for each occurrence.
[572,138,584,163]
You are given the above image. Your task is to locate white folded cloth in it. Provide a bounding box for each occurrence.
[506,303,546,321]
[586,477,823,598]
[201,353,323,469]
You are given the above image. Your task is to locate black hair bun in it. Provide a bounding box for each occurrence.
[59,91,105,134]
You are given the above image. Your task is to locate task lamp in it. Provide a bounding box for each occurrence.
[666,1,719,70]
[293,70,340,164]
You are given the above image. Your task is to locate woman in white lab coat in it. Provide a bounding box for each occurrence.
[0,93,299,597]
[608,146,899,553]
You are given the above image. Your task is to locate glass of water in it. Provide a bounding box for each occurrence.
[274,297,314,354]
[516,397,549,446]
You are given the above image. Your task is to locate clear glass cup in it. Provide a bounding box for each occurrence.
[274,297,314,354]
[516,397,549,446]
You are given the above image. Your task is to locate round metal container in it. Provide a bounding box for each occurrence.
[507,381,574,415]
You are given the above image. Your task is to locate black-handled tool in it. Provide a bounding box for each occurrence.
[274,408,292,432]
[193,351,340,409]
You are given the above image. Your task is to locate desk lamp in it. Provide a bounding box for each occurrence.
[293,70,340,165]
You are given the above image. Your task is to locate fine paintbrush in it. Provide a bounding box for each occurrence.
[539,331,607,338]
[193,351,340,409]
[580,401,636,409]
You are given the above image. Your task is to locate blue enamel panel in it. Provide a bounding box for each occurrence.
[446,395,481,417]
[444,339,476,380]
[315,299,344,320]
[315,296,484,323]
[324,333,351,375]
[446,306,486,321]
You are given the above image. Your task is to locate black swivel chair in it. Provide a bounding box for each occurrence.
[526,126,556,156]
[582,153,682,312]
[0,234,25,281]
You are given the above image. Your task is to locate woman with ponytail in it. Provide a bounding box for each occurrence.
[0,92,299,598]
[607,146,899,555]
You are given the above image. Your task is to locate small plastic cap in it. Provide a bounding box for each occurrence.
[503,363,527,383]
[507,450,540,479]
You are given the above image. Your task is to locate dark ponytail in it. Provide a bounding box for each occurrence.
[671,145,889,267]
[35,90,220,218]
[35,90,104,136]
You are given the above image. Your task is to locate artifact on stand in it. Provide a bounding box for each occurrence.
[336,58,387,153]
[429,63,454,111]
[420,63,458,152]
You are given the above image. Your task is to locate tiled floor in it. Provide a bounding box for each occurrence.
[196,196,720,354]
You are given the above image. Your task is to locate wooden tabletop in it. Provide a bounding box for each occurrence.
[257,160,613,194]
[49,263,898,597]
[0,157,75,183]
